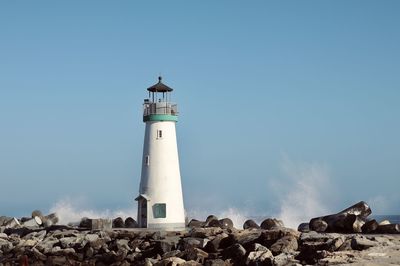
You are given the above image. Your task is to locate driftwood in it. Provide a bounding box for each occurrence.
[309,201,371,233]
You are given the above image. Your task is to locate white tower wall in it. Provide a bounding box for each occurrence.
[139,121,185,229]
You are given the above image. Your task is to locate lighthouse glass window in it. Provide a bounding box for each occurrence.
[153,203,166,218]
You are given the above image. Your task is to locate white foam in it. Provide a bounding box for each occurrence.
[49,198,136,225]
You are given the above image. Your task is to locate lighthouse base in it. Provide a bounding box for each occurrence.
[147,222,186,231]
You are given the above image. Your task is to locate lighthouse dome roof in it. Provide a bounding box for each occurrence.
[147,76,173,92]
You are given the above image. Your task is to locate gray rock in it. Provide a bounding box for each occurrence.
[190,227,223,238]
[246,248,273,265]
[221,229,262,248]
[204,259,228,266]
[60,236,78,248]
[154,257,186,266]
[222,243,246,261]
[125,217,138,228]
[377,224,400,233]
[4,217,21,228]
[113,217,125,228]
[162,250,182,259]
[362,219,379,233]
[258,228,300,248]
[270,235,298,255]
[31,210,43,218]
[0,238,13,252]
[42,213,59,227]
[188,219,205,228]
[243,220,260,230]
[297,223,310,233]
[260,218,284,230]
[272,253,299,266]
[117,238,132,252]
[181,247,209,263]
[309,219,328,232]
[351,235,376,250]
[23,230,47,241]
[32,247,47,261]
[248,243,269,252]
[179,237,204,250]
[204,233,229,252]
[36,237,59,254]
[219,218,234,229]
[155,239,176,254]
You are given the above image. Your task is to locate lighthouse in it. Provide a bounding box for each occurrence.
[136,77,186,230]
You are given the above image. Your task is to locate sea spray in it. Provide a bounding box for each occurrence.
[49,198,136,225]
[272,157,335,229]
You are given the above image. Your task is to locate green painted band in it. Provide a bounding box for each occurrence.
[143,114,178,122]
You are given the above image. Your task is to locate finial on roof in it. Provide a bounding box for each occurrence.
[158,76,162,83]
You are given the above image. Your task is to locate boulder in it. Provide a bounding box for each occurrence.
[246,248,273,266]
[258,228,300,248]
[222,243,246,261]
[204,233,229,253]
[243,220,260,230]
[42,213,59,227]
[361,219,379,233]
[351,235,376,250]
[309,201,371,233]
[270,235,298,255]
[113,217,125,228]
[220,229,262,249]
[154,257,186,266]
[376,224,400,233]
[297,223,310,233]
[179,237,205,250]
[300,232,345,252]
[31,210,43,219]
[219,218,234,229]
[182,247,209,263]
[189,227,223,238]
[260,218,284,230]
[309,219,328,232]
[125,217,138,228]
[205,215,219,227]
[188,219,205,228]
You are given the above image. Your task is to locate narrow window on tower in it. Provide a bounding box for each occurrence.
[145,155,150,166]
[157,130,163,139]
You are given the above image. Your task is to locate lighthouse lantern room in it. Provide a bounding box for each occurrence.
[136,77,185,230]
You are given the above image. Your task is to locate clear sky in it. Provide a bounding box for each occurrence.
[0,1,399,223]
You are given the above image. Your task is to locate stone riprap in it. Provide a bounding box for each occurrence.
[0,202,399,265]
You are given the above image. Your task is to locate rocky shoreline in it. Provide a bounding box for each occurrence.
[0,202,399,266]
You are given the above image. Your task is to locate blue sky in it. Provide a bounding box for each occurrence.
[0,1,399,221]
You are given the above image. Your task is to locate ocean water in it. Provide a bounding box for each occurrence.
[372,215,400,224]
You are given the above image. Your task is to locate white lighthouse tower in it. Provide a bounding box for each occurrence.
[136,77,185,230]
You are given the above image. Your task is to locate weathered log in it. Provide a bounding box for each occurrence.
[309,201,371,233]
[298,223,310,232]
[376,224,400,234]
[338,201,371,219]
[361,219,379,233]
[309,219,328,232]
